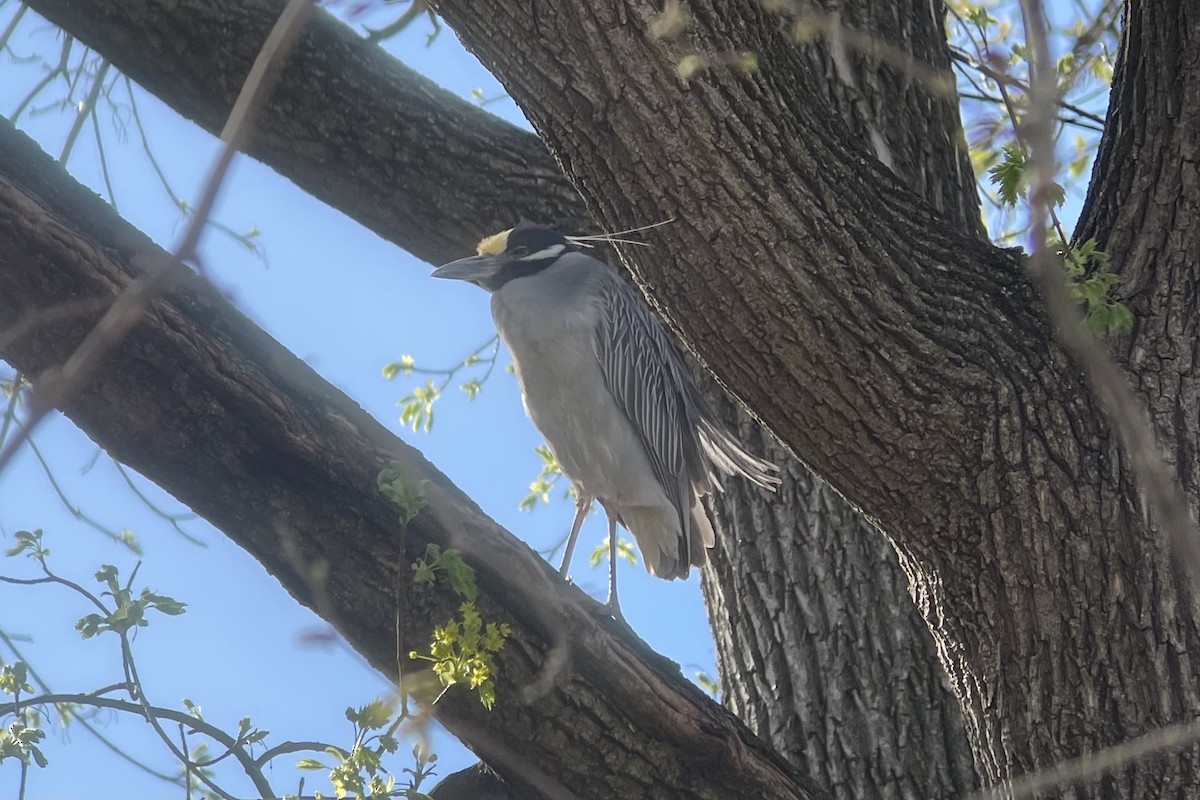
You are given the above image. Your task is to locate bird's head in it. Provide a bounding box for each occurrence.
[432,222,575,292]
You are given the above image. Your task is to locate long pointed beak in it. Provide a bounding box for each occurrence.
[431,254,502,283]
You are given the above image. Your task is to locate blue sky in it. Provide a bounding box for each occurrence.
[0,6,720,797]
[0,1,1110,797]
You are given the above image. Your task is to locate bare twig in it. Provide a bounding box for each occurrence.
[11,33,73,122]
[785,11,956,96]
[60,59,110,163]
[0,690,276,798]
[0,628,179,783]
[0,2,28,54]
[89,88,118,208]
[0,0,315,478]
[1018,0,1200,635]
[972,719,1200,800]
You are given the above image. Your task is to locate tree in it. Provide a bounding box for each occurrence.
[1,0,1197,798]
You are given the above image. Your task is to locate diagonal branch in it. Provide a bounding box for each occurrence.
[0,0,315,476]
[0,118,824,800]
[22,0,592,264]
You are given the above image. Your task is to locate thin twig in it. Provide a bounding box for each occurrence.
[90,88,118,209]
[111,460,204,545]
[1019,0,1200,711]
[60,59,110,163]
[0,0,315,478]
[0,690,273,799]
[11,34,72,122]
[0,2,28,54]
[0,628,180,783]
[972,719,1200,800]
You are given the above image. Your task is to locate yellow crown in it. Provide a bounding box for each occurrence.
[475,228,513,256]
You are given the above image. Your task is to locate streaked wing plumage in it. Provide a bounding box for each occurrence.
[593,273,697,562]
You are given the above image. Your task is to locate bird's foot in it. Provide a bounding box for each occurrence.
[604,595,627,626]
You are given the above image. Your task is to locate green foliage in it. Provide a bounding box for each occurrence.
[987,141,1129,336]
[5,528,49,560]
[950,0,1115,242]
[381,354,416,380]
[987,146,1065,208]
[1060,237,1131,335]
[411,543,476,602]
[0,661,48,770]
[694,670,720,697]
[75,564,186,639]
[297,701,438,799]
[589,534,638,569]
[988,145,1026,206]
[458,378,483,401]
[385,336,501,433]
[377,463,427,525]
[0,661,34,697]
[520,444,566,512]
[0,719,47,770]
[408,547,509,710]
[410,602,510,710]
[397,380,440,433]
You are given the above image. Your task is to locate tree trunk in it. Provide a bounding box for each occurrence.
[700,2,980,797]
[9,0,1200,794]
[431,0,1200,793]
[19,0,980,795]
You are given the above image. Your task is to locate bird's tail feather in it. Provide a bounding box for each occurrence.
[697,419,781,492]
[621,496,717,581]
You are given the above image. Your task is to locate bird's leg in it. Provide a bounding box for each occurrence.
[605,511,625,623]
[558,491,592,576]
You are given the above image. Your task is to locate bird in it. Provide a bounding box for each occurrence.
[432,222,779,617]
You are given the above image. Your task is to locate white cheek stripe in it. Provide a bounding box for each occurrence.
[523,244,566,261]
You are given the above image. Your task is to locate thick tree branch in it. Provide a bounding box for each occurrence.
[22,0,590,263]
[15,3,982,795]
[0,119,823,800]
[424,0,1198,788]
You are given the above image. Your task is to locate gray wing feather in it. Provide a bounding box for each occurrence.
[593,272,781,567]
[593,275,693,542]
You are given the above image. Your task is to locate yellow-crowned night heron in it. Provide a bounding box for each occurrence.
[433,222,779,616]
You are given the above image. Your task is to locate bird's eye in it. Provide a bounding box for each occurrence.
[511,246,530,257]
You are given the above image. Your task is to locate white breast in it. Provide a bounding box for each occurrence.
[490,260,668,511]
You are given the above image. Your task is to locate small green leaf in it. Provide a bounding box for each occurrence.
[378,463,427,524]
[988,145,1027,207]
[6,529,44,558]
[383,354,416,380]
[94,564,121,595]
[696,670,719,696]
[354,698,393,731]
[459,379,483,401]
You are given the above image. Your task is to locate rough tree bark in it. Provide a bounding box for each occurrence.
[4,0,1198,796]
[699,2,981,797]
[16,0,978,797]
[0,118,825,800]
[428,0,1200,794]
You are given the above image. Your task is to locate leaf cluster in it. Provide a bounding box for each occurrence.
[1060,237,1131,335]
[520,444,566,512]
[0,662,47,770]
[411,543,476,602]
[297,701,439,799]
[76,564,186,639]
[407,544,509,709]
[384,337,500,434]
[377,464,427,525]
[412,602,510,710]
